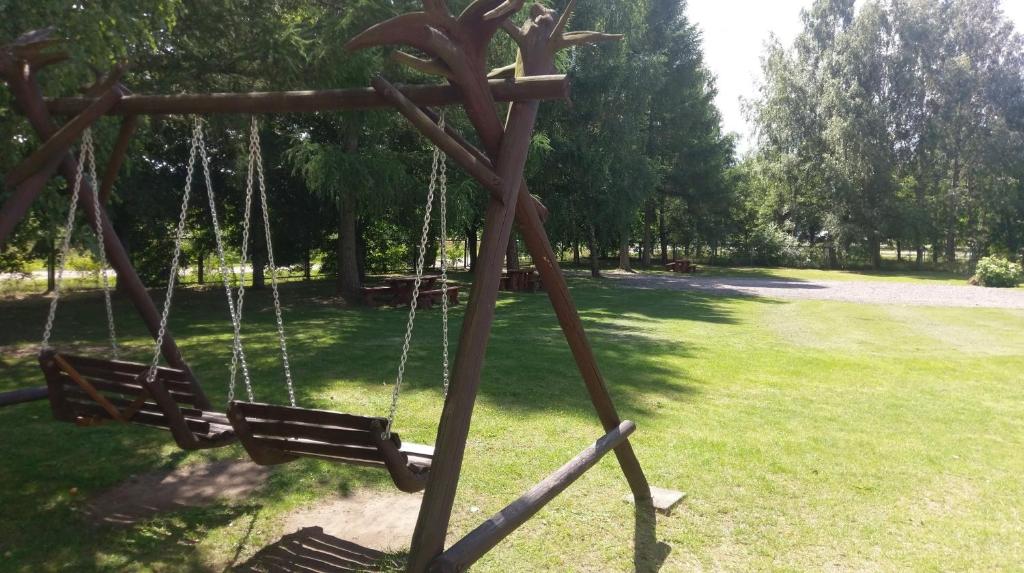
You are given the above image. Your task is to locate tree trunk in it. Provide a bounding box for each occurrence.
[336,192,360,301]
[896,240,902,262]
[869,235,882,270]
[466,226,478,272]
[356,217,367,282]
[506,233,520,271]
[827,244,839,269]
[916,245,924,269]
[572,240,580,266]
[197,252,205,285]
[303,245,311,281]
[641,198,654,267]
[46,238,56,293]
[336,128,361,302]
[618,232,632,272]
[658,194,669,265]
[587,224,600,278]
[252,251,266,290]
[946,156,960,265]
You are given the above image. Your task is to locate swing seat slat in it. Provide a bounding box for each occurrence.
[227,400,433,493]
[40,351,235,450]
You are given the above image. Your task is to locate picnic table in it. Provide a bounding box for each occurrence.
[665,260,699,274]
[501,268,543,292]
[360,275,460,308]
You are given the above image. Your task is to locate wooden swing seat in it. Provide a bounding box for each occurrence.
[227,401,433,493]
[39,351,236,450]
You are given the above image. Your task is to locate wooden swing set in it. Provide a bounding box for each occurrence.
[1,1,682,570]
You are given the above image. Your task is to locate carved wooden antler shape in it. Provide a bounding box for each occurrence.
[500,0,622,76]
[345,0,522,86]
[0,28,70,81]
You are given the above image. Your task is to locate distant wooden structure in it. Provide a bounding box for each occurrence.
[666,259,700,274]
[0,1,682,570]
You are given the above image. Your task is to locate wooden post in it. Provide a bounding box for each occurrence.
[345,4,653,570]
[99,115,139,204]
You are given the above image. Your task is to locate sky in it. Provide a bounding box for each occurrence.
[686,0,1024,155]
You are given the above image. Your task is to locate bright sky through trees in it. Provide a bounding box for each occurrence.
[688,0,1024,154]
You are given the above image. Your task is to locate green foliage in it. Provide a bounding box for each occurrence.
[974,256,1022,288]
[732,222,808,267]
[748,0,1024,271]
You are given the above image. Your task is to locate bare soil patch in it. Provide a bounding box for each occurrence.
[85,459,270,526]
[283,490,424,553]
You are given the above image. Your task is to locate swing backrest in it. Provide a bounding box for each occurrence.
[40,351,234,449]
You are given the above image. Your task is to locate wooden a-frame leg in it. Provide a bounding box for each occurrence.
[405,95,544,572]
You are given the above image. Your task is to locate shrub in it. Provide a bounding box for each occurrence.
[732,223,809,267]
[973,256,1022,288]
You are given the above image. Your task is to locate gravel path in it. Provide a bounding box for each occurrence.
[590,270,1024,309]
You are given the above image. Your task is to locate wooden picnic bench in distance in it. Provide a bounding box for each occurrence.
[500,268,543,292]
[665,259,699,274]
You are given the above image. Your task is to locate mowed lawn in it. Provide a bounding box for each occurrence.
[0,275,1022,571]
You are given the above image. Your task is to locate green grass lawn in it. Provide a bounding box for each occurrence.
[1,276,1022,571]
[691,264,977,285]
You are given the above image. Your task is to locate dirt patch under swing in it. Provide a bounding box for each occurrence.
[282,490,425,552]
[84,459,271,526]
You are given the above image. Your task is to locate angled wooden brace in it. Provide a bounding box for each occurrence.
[4,66,126,188]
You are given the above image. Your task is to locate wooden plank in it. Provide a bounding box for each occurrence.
[54,367,196,400]
[232,401,383,431]
[60,386,202,417]
[53,354,126,422]
[252,437,387,466]
[432,421,636,572]
[60,353,192,382]
[0,386,48,407]
[65,401,214,435]
[244,420,377,446]
[44,76,570,116]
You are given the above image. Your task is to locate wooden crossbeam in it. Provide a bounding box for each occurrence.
[432,421,637,572]
[44,75,569,116]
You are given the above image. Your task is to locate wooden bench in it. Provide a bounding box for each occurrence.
[417,286,460,309]
[39,351,235,450]
[665,260,699,274]
[360,285,394,307]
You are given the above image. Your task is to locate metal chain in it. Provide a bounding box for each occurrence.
[250,118,297,406]
[197,121,253,402]
[438,121,450,400]
[41,130,89,351]
[146,120,202,384]
[86,131,120,359]
[384,111,446,439]
[228,120,258,402]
